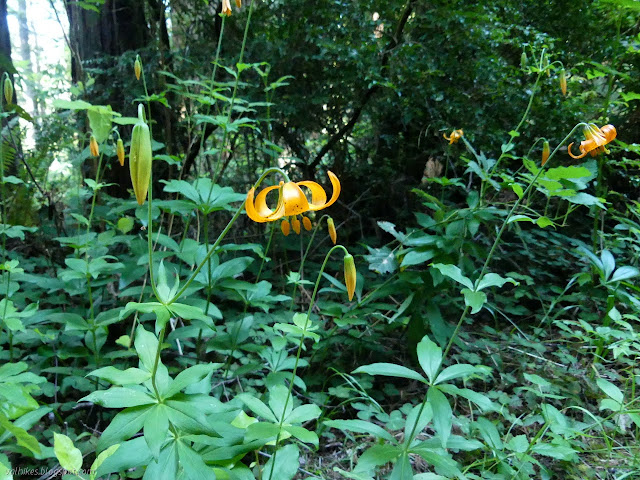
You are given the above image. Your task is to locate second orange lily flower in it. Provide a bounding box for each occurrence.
[568,124,616,159]
[245,172,341,236]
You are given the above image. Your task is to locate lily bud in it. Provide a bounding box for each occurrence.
[292,217,301,235]
[116,138,125,166]
[343,254,356,301]
[520,51,527,70]
[129,105,153,205]
[560,69,567,96]
[3,77,13,105]
[281,219,290,236]
[134,58,142,81]
[327,217,337,245]
[302,216,312,231]
[89,135,99,157]
[542,141,550,166]
[235,0,241,7]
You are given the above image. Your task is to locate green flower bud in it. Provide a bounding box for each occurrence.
[3,76,13,105]
[343,253,356,301]
[129,105,152,205]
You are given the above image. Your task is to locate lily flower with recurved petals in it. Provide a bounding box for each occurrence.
[568,124,616,159]
[245,172,341,236]
[443,129,464,145]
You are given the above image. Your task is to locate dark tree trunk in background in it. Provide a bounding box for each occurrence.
[65,0,157,198]
[66,0,150,83]
[0,0,13,78]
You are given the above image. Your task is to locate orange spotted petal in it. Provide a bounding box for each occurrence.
[297,181,327,207]
[567,142,587,159]
[254,185,282,218]
[309,171,340,211]
[282,182,310,217]
[245,188,270,222]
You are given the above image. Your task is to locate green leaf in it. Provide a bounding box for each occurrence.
[475,273,518,291]
[596,378,624,404]
[532,443,578,461]
[461,289,487,314]
[435,364,483,385]
[431,264,474,290]
[354,444,402,474]
[87,367,150,386]
[54,433,83,473]
[80,388,156,408]
[389,453,413,480]
[237,394,278,423]
[353,363,426,383]
[536,216,554,228]
[164,364,218,398]
[53,99,92,110]
[90,444,120,480]
[0,412,40,455]
[506,435,529,453]
[87,105,114,144]
[364,246,398,274]
[97,406,151,452]
[176,440,216,480]
[428,387,452,448]
[403,403,433,445]
[263,444,299,480]
[416,336,442,384]
[609,265,640,283]
[135,326,159,371]
[144,405,169,459]
[400,250,435,268]
[324,419,396,443]
[475,417,503,450]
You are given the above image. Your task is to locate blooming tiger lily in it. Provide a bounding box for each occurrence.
[443,129,464,144]
[568,124,616,159]
[245,172,341,235]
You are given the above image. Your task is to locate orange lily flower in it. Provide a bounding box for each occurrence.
[568,124,616,159]
[443,129,464,145]
[245,172,341,235]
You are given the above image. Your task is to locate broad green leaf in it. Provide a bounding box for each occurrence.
[389,453,413,480]
[461,289,487,314]
[609,265,640,283]
[364,246,398,274]
[0,413,40,455]
[428,387,452,448]
[176,440,216,480]
[87,367,150,385]
[475,273,517,291]
[353,363,426,383]
[400,250,435,268]
[475,417,503,450]
[135,326,159,371]
[596,378,624,404]
[435,364,482,385]
[263,444,299,480]
[403,403,433,445]
[431,264,474,290]
[416,336,442,384]
[144,405,169,459]
[97,406,151,451]
[164,363,218,398]
[531,443,577,461]
[354,444,402,474]
[324,419,395,443]
[80,387,156,408]
[53,433,82,473]
[237,394,278,423]
[505,435,529,453]
[90,444,120,480]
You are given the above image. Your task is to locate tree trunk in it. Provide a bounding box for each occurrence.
[17,0,39,118]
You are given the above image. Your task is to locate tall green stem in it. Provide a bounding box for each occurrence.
[267,245,349,480]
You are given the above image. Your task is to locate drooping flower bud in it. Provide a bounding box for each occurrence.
[520,51,527,70]
[129,104,153,205]
[89,135,99,157]
[134,57,142,81]
[343,254,356,301]
[3,76,13,105]
[116,138,125,167]
[222,0,232,15]
[327,217,337,245]
[542,141,550,166]
[302,216,312,231]
[292,217,301,235]
[281,220,290,236]
[235,0,241,7]
[559,69,567,96]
